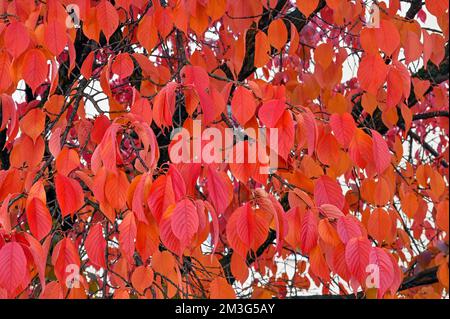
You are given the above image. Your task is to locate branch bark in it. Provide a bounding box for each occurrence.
[287,266,439,299]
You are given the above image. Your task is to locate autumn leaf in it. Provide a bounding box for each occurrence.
[0,242,27,294]
[55,174,85,218]
[85,223,107,269]
[0,0,447,300]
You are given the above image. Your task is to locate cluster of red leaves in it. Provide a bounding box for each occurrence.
[0,0,448,299]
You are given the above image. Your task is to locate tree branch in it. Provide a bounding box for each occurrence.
[287,266,439,299]
[406,0,423,20]
[413,111,449,121]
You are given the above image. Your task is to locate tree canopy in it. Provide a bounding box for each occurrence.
[0,0,448,299]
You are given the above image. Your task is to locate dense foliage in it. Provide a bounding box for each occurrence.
[0,0,448,299]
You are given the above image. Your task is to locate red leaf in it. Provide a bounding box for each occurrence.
[4,21,30,58]
[96,0,119,41]
[52,237,80,284]
[345,236,371,285]
[147,164,186,223]
[131,173,150,224]
[329,112,356,148]
[349,128,373,169]
[258,99,285,127]
[26,197,52,241]
[206,165,233,214]
[44,20,67,56]
[153,82,177,129]
[337,215,363,244]
[170,198,199,248]
[112,53,134,79]
[23,233,47,289]
[85,223,107,269]
[357,54,388,95]
[231,86,256,125]
[204,200,220,256]
[300,109,318,156]
[369,247,394,298]
[80,51,95,80]
[332,243,351,281]
[300,209,319,254]
[119,212,137,264]
[386,67,404,109]
[0,242,27,294]
[0,193,12,233]
[0,52,12,93]
[376,19,400,56]
[371,130,391,175]
[314,175,345,210]
[226,204,269,258]
[55,174,85,218]
[319,204,344,219]
[181,65,215,123]
[22,49,48,93]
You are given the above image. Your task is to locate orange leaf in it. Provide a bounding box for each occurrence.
[26,197,52,241]
[210,277,236,299]
[19,108,45,143]
[268,19,288,51]
[368,208,391,244]
[296,0,319,17]
[254,31,270,68]
[315,42,334,70]
[349,129,373,169]
[131,266,154,294]
[436,201,449,233]
[56,147,80,176]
